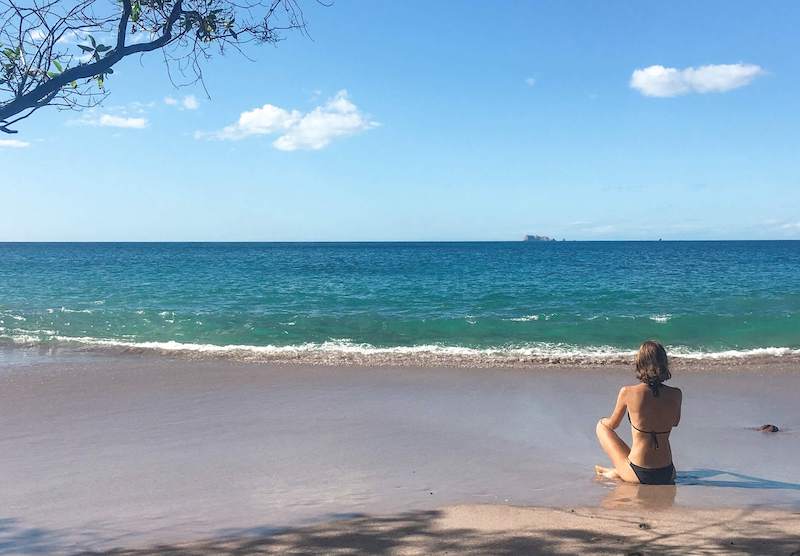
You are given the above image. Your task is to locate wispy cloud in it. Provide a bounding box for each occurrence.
[630,63,764,97]
[70,113,148,129]
[0,139,31,148]
[67,102,153,129]
[195,90,378,151]
[524,77,536,87]
[28,28,47,41]
[96,114,148,128]
[56,30,84,44]
[164,95,199,110]
[780,222,800,231]
[182,95,199,110]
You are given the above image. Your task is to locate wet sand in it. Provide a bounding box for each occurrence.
[1,350,799,554]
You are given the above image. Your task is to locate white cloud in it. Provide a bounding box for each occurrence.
[29,28,47,42]
[196,90,377,150]
[164,94,200,110]
[127,31,159,45]
[97,114,147,128]
[524,77,536,87]
[630,63,764,97]
[71,113,148,128]
[181,95,199,110]
[0,139,31,148]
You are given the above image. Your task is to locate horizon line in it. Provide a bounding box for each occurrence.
[1,239,799,244]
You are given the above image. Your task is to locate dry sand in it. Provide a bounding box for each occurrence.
[1,349,799,554]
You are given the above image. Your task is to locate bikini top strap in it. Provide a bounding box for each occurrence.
[627,411,671,449]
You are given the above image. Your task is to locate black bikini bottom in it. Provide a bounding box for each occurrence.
[629,461,675,485]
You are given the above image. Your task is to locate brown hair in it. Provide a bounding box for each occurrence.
[635,340,671,387]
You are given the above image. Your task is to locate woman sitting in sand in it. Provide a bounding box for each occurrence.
[595,340,682,485]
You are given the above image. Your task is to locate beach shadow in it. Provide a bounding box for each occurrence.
[66,506,800,556]
[678,469,800,490]
[0,517,64,555]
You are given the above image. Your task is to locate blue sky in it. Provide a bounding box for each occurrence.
[2,1,799,241]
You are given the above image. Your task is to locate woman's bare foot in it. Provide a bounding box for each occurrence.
[595,464,620,480]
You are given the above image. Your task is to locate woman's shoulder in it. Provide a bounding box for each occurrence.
[625,382,682,397]
[660,384,683,403]
[662,384,682,395]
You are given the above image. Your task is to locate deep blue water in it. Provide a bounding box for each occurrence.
[1,241,798,363]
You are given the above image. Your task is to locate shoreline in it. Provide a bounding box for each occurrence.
[2,352,799,553]
[3,342,800,371]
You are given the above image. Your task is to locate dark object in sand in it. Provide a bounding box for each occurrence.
[759,424,779,432]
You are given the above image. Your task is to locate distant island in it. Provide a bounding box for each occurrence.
[524,235,557,242]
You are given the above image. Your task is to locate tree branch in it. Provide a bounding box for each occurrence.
[1,0,315,133]
[0,0,183,126]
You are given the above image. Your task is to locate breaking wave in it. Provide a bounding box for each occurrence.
[2,332,799,368]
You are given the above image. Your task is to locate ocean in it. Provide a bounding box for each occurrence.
[1,241,798,366]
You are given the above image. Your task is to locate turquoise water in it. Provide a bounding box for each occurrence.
[1,242,798,364]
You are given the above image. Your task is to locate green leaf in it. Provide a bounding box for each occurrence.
[89,34,96,46]
[96,44,111,52]
[131,0,141,22]
[78,44,94,52]
[54,59,63,72]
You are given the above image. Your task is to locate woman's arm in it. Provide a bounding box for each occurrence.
[599,386,628,430]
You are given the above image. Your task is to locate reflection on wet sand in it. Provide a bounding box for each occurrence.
[601,481,677,510]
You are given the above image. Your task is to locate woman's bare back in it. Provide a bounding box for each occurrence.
[626,383,682,468]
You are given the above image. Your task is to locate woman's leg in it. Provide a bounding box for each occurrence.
[595,420,639,483]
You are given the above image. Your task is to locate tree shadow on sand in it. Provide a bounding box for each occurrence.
[67,506,800,556]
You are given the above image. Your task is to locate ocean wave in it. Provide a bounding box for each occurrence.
[505,314,540,322]
[2,314,26,321]
[2,332,799,367]
[649,314,672,323]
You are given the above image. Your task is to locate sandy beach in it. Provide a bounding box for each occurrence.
[1,349,799,554]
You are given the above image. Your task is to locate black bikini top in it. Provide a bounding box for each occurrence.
[627,413,672,449]
[628,381,672,449]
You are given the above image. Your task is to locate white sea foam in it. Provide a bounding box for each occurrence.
[60,307,93,314]
[2,332,799,367]
[649,314,672,323]
[667,346,800,359]
[506,315,540,322]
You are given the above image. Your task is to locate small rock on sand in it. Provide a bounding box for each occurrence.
[759,424,779,432]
